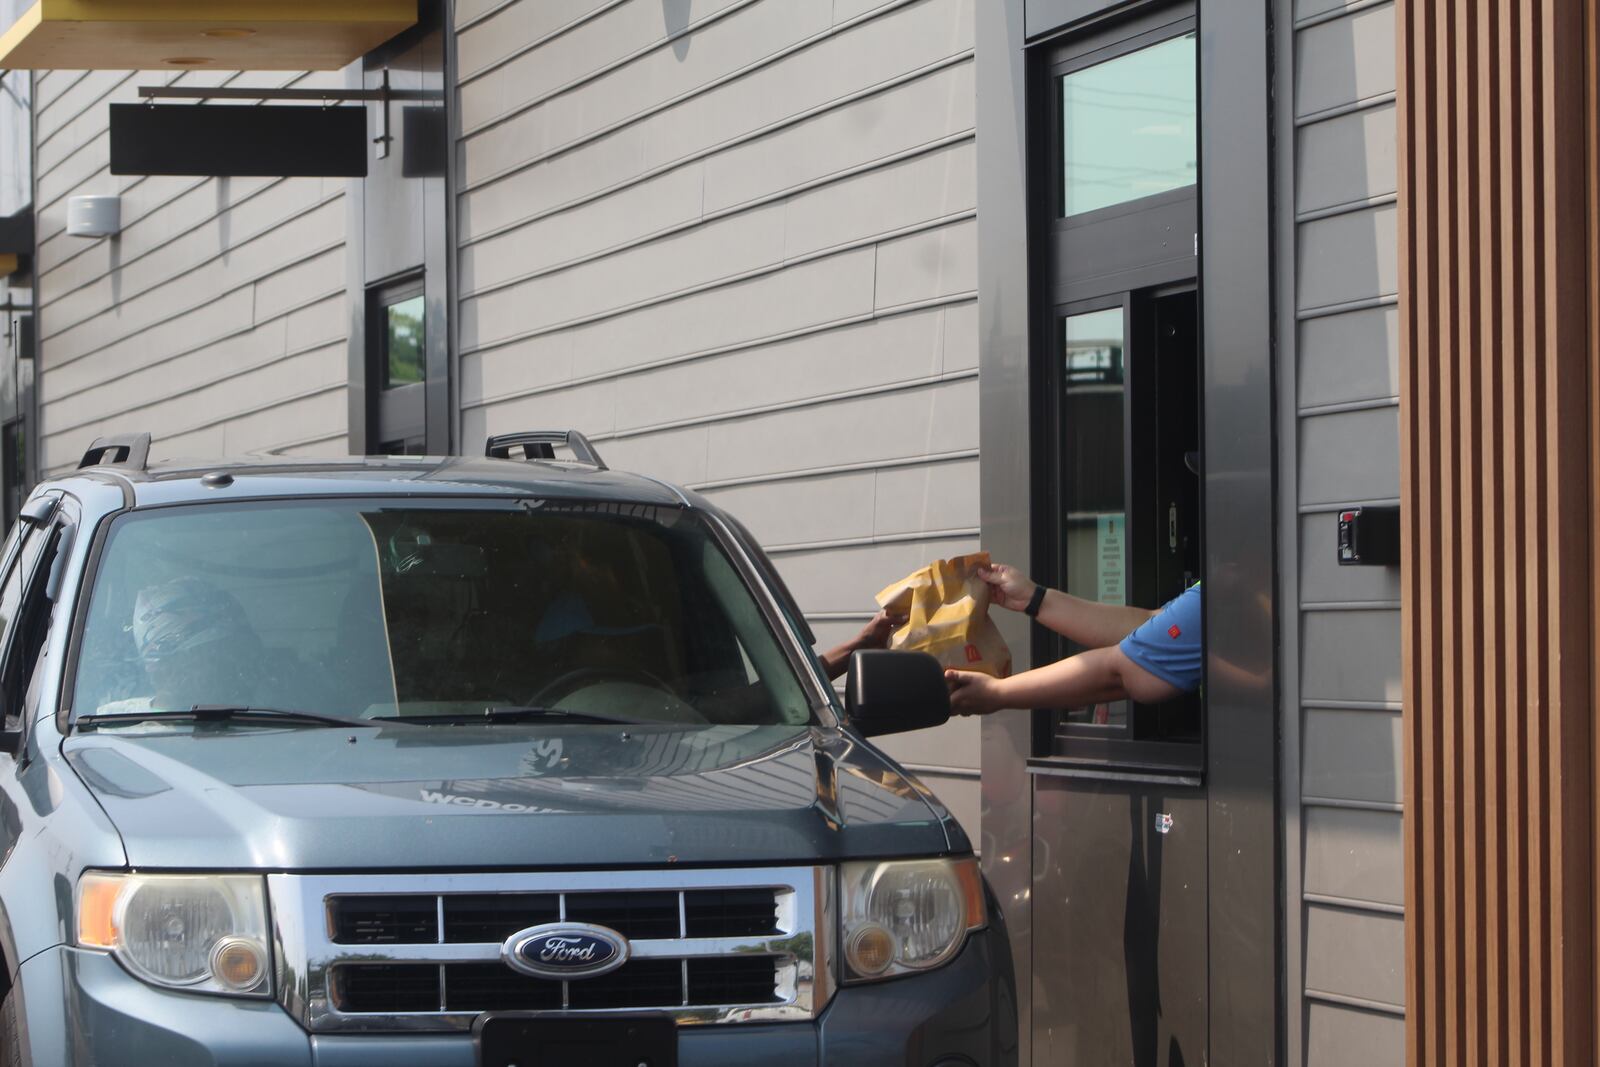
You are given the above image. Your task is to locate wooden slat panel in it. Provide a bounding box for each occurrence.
[1398,0,1596,1062]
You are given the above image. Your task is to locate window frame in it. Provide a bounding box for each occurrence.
[365,274,429,456]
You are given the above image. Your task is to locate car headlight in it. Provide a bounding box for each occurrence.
[839,857,986,983]
[77,872,271,997]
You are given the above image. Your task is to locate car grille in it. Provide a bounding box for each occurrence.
[270,868,830,1032]
[329,888,780,946]
[331,957,783,1015]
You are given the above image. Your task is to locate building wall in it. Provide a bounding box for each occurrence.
[32,69,351,473]
[1278,0,1405,1062]
[453,0,983,835]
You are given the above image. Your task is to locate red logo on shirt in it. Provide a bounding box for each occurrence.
[1168,625,1182,639]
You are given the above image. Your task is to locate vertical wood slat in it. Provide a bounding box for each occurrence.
[1399,1,1597,1064]
[1395,0,1593,1062]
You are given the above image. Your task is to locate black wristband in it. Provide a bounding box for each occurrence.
[1023,584,1047,618]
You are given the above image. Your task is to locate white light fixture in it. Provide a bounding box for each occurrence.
[66,195,120,238]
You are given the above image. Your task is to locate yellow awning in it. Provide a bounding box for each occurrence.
[0,1,415,70]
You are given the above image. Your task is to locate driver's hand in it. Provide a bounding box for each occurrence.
[977,564,1037,614]
[853,609,905,651]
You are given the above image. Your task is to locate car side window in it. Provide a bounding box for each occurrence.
[0,523,61,734]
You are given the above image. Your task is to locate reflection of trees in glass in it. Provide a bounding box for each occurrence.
[385,296,425,388]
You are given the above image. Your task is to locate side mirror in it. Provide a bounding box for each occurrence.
[844,650,950,738]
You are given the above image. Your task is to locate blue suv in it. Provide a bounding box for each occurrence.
[0,431,1015,1066]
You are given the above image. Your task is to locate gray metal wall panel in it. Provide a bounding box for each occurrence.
[1301,806,1403,906]
[1295,103,1397,215]
[1297,406,1401,505]
[1293,2,1395,119]
[1303,1002,1404,1066]
[1297,304,1399,409]
[1303,904,1404,1008]
[1302,708,1403,805]
[1301,610,1402,705]
[1296,204,1399,312]
[1300,513,1402,604]
[455,0,983,840]
[32,71,350,471]
[1282,5,1404,1054]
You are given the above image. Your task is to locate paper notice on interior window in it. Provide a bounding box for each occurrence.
[1097,514,1126,605]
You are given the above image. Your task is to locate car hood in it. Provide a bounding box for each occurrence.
[61,722,961,869]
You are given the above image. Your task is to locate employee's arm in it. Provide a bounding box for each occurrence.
[980,564,1155,648]
[945,645,1181,715]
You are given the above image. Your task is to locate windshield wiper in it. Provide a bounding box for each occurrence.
[78,705,382,729]
[370,706,643,726]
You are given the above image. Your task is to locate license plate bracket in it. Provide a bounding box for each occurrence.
[475,1013,678,1067]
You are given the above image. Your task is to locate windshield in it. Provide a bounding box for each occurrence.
[70,499,817,727]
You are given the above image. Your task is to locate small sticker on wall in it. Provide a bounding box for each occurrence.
[1154,812,1174,835]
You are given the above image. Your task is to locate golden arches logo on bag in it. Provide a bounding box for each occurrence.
[874,552,1012,678]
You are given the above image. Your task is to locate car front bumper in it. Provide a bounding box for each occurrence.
[16,929,1015,1067]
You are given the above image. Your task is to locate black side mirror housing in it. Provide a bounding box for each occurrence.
[845,650,951,738]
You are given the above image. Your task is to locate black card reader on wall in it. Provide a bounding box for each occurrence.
[1337,505,1400,566]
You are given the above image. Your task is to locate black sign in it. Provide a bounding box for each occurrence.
[110,103,368,178]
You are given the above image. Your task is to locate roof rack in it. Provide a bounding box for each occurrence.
[78,432,151,471]
[485,430,607,471]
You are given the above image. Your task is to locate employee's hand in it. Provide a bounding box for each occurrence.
[946,669,1005,716]
[977,564,1037,613]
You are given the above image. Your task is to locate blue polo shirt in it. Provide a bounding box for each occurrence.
[1118,583,1203,693]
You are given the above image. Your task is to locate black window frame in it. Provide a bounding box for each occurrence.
[1026,2,1205,780]
[365,273,429,456]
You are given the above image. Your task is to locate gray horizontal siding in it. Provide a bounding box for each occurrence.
[455,0,980,838]
[1282,0,1403,1061]
[33,70,348,472]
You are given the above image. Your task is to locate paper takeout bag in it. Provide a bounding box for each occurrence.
[874,551,1012,677]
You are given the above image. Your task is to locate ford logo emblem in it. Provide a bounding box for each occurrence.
[502,922,630,980]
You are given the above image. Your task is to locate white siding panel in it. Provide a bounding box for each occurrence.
[704,378,978,484]
[704,57,976,214]
[463,247,878,374]
[610,308,945,432]
[774,534,980,615]
[874,217,978,310]
[702,471,879,547]
[784,140,977,259]
[35,69,348,474]
[464,203,788,343]
[458,165,705,294]
[456,0,980,840]
[873,456,980,536]
[459,0,752,131]
[460,1,832,186]
[458,7,974,239]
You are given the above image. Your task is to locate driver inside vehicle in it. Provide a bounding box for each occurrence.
[99,576,266,715]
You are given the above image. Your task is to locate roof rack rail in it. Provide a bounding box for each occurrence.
[485,430,607,471]
[78,433,151,471]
